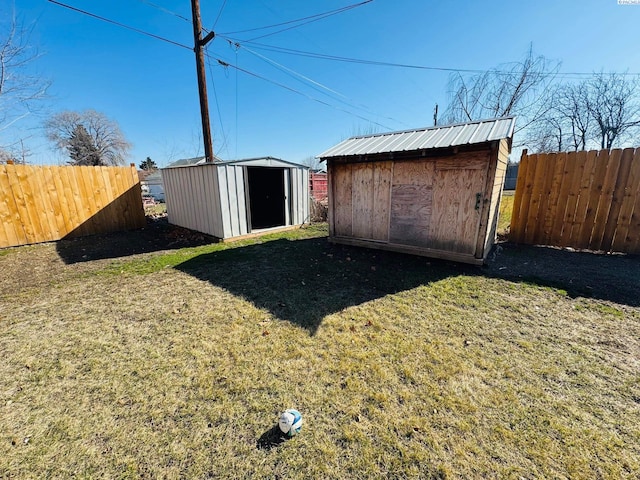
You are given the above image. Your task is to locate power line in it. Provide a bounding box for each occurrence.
[208,53,393,130]
[221,38,487,73]
[205,49,230,158]
[48,0,192,50]
[219,0,372,39]
[221,38,640,78]
[137,0,191,24]
[239,44,408,127]
[213,0,229,29]
[241,45,348,100]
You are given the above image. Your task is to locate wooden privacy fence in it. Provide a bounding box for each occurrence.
[0,163,145,248]
[510,148,640,254]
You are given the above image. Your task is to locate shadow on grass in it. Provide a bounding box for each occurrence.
[256,425,289,450]
[175,235,640,334]
[56,219,217,264]
[174,237,470,335]
[485,242,640,307]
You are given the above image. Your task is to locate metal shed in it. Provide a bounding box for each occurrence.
[318,117,515,265]
[162,157,309,240]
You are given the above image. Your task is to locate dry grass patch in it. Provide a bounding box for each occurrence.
[498,190,515,236]
[1,224,639,479]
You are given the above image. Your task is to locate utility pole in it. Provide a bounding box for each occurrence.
[191,0,216,163]
[433,103,438,126]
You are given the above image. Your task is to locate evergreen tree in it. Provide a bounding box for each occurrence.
[67,124,101,165]
[139,156,157,170]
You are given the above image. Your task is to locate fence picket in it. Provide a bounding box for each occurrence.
[544,152,568,245]
[509,150,529,242]
[557,151,585,247]
[568,150,597,246]
[611,149,640,252]
[601,148,634,250]
[524,153,551,244]
[590,150,621,250]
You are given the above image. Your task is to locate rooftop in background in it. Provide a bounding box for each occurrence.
[317,117,516,159]
[164,156,308,169]
[165,156,223,168]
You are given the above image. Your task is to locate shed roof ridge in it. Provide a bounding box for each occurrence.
[347,116,515,140]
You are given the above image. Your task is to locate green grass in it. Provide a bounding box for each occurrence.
[144,202,167,216]
[498,190,515,235]
[1,223,639,479]
[97,223,328,276]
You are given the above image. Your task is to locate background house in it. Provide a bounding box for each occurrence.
[309,171,328,201]
[141,170,165,202]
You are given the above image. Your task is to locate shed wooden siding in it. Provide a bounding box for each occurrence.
[327,145,506,264]
[481,138,510,255]
[162,161,309,240]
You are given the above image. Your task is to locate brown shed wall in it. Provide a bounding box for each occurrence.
[327,142,507,264]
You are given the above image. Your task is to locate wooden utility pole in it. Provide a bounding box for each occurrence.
[191,0,216,163]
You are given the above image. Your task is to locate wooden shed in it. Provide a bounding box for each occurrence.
[318,117,515,265]
[162,157,309,241]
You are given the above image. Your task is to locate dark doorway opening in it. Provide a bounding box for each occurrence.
[247,167,286,230]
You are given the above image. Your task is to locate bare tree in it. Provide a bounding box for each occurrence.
[0,138,29,164]
[556,82,593,151]
[301,155,324,172]
[0,7,49,131]
[528,113,565,153]
[45,109,132,166]
[531,82,593,153]
[534,73,640,152]
[587,72,640,149]
[442,46,560,137]
[0,146,15,163]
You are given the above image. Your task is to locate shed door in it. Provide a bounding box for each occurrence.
[429,161,487,254]
[389,157,488,255]
[247,167,286,229]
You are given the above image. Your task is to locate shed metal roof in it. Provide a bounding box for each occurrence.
[165,155,222,168]
[222,156,308,169]
[318,117,515,159]
[164,155,307,170]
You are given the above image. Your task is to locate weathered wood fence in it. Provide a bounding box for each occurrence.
[510,148,640,254]
[0,163,145,248]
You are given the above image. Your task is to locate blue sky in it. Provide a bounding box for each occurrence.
[4,0,640,167]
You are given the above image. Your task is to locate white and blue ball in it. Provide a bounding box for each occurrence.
[278,409,303,436]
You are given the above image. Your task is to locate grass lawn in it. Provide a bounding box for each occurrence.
[1,222,639,479]
[498,190,515,236]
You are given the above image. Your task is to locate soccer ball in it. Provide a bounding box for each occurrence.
[278,409,303,436]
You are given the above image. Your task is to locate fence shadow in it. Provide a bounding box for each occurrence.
[56,217,217,264]
[486,242,640,307]
[174,237,470,335]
